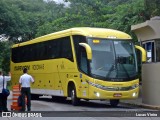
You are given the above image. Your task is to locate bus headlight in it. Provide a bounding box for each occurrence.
[132,92,137,97]
[94,92,100,97]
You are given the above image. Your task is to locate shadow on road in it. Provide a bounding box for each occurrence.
[37,96,138,109]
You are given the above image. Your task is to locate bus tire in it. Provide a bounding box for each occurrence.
[110,99,119,107]
[70,86,79,106]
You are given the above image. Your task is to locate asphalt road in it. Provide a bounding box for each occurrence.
[1,95,159,120]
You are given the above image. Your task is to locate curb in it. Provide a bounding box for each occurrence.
[120,101,160,110]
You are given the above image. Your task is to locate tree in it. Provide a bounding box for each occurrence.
[144,0,160,18]
[0,0,55,42]
[0,41,13,74]
[36,0,145,39]
[0,0,28,41]
[0,0,150,73]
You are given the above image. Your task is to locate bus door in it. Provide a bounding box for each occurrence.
[80,73,89,98]
[58,59,76,97]
[78,47,89,98]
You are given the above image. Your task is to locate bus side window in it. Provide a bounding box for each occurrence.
[79,46,88,74]
[61,37,73,62]
[73,35,88,74]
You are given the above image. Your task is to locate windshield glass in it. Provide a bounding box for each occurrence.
[88,38,138,81]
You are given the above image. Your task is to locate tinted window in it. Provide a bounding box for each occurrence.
[60,37,73,61]
[12,36,73,62]
[73,35,88,74]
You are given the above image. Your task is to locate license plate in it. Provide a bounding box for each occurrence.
[113,93,122,97]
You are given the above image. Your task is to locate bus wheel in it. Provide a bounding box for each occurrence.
[70,86,79,106]
[110,99,119,107]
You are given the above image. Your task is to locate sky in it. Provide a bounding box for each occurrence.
[53,0,66,3]
[46,0,70,7]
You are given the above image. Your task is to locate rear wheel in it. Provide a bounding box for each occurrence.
[70,86,79,106]
[110,99,119,107]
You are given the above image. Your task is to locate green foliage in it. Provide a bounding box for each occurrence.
[0,41,13,74]
[36,0,145,39]
[0,0,26,41]
[144,0,160,17]
[0,0,160,73]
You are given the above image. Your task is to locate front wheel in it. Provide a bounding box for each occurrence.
[70,86,79,106]
[110,99,119,107]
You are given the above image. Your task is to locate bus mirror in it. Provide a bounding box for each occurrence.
[135,45,147,62]
[79,43,92,60]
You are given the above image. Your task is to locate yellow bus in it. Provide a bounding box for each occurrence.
[11,27,146,107]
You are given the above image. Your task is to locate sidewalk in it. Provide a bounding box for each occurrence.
[121,85,160,110]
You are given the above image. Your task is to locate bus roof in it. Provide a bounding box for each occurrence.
[12,27,131,48]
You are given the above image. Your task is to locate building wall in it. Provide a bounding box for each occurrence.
[142,63,160,106]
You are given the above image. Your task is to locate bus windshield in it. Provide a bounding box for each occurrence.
[88,38,138,81]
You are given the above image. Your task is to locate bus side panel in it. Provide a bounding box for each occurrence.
[11,60,63,95]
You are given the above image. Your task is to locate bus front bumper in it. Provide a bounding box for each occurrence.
[88,86,139,100]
